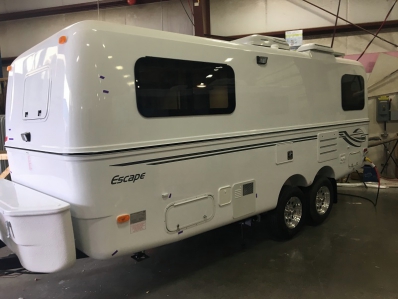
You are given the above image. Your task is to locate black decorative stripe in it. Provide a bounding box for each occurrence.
[339,135,366,143]
[320,137,336,142]
[149,145,274,165]
[148,143,277,165]
[5,120,368,157]
[112,135,317,167]
[339,130,367,145]
[320,143,337,148]
[319,149,337,155]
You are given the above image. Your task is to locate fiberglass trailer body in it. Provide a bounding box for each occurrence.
[0,21,368,272]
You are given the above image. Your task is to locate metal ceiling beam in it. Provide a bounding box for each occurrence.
[0,0,171,22]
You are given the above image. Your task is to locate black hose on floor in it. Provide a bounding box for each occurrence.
[338,165,381,208]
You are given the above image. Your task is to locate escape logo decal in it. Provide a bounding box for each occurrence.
[111,173,145,185]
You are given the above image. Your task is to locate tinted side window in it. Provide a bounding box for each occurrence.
[341,75,365,111]
[134,57,236,117]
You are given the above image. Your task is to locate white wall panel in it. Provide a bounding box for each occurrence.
[210,0,266,36]
[381,29,398,46]
[348,0,398,24]
[102,7,127,25]
[210,0,350,36]
[266,0,348,32]
[0,0,129,14]
[0,0,193,59]
[0,1,6,14]
[2,15,66,58]
[1,0,94,13]
[3,0,63,13]
[162,0,194,35]
[64,10,99,25]
[62,0,97,5]
[368,53,398,97]
[346,33,397,55]
[125,3,162,30]
[210,0,398,36]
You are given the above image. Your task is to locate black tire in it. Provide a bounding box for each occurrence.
[267,186,306,240]
[305,176,334,225]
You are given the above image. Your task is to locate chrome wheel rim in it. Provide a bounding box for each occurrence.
[284,197,303,229]
[315,186,330,215]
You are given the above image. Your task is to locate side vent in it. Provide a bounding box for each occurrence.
[243,182,254,196]
[318,131,338,163]
[234,187,242,199]
[232,180,256,219]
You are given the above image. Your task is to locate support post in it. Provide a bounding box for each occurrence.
[193,0,210,37]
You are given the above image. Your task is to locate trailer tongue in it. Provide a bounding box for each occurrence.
[0,180,75,272]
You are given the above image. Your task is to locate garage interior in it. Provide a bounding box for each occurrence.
[1,0,398,298]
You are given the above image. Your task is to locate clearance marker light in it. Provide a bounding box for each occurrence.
[117,214,130,224]
[59,36,67,44]
[7,66,12,71]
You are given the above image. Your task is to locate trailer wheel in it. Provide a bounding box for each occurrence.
[305,176,334,225]
[267,186,306,240]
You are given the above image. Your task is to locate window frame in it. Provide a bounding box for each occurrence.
[134,56,236,118]
[341,74,365,111]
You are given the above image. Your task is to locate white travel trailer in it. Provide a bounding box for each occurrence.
[0,21,368,273]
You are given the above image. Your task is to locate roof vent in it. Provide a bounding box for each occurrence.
[297,43,344,57]
[232,35,290,50]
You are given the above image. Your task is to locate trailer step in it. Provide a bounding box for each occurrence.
[0,254,23,271]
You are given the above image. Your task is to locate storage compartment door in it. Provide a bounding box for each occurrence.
[232,180,256,219]
[165,195,215,232]
[348,151,362,168]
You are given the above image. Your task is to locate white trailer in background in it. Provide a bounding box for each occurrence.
[0,21,368,273]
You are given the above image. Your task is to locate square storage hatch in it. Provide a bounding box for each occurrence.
[22,68,51,120]
[165,195,214,233]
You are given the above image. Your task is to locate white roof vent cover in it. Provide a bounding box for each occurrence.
[297,43,344,57]
[233,35,290,50]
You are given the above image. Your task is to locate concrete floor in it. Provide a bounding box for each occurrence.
[1,187,398,299]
